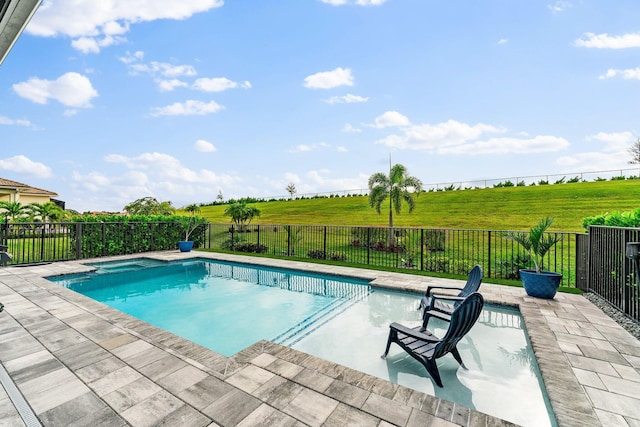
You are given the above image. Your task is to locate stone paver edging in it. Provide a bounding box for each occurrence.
[1,251,639,426]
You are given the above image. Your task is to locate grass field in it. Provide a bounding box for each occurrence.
[193,180,640,232]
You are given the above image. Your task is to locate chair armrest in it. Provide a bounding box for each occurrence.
[430,294,466,303]
[424,294,466,312]
[389,322,440,342]
[425,285,464,296]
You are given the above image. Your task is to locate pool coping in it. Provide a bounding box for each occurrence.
[1,251,638,426]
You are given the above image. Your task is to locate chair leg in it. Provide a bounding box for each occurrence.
[420,312,431,332]
[424,358,443,387]
[381,329,397,359]
[450,347,467,370]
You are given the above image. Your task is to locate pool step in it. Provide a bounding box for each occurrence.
[274,288,373,347]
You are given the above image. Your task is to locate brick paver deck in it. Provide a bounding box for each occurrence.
[1,252,639,426]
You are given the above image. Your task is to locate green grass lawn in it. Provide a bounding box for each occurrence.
[194,180,640,232]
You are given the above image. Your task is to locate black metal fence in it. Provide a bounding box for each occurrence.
[587,226,640,322]
[201,224,582,287]
[0,221,584,287]
[4,220,638,322]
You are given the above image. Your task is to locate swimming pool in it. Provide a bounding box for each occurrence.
[49,258,372,356]
[48,257,555,427]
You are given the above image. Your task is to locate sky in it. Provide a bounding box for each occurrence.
[2,0,640,213]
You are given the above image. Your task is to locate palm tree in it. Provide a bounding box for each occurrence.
[224,200,261,231]
[368,163,423,246]
[28,202,64,222]
[0,201,29,223]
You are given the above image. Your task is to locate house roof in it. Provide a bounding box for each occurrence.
[0,177,58,197]
[0,0,42,66]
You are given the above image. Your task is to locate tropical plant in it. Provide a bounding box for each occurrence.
[0,201,29,222]
[505,217,562,274]
[28,202,64,222]
[224,200,261,231]
[368,163,423,245]
[180,204,205,241]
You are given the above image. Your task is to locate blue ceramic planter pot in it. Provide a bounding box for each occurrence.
[178,241,194,252]
[519,269,562,299]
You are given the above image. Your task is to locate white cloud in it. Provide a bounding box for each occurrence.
[370,111,410,128]
[129,61,197,78]
[548,1,572,13]
[28,1,224,53]
[337,146,348,152]
[71,171,113,192]
[192,77,251,92]
[0,155,53,178]
[556,132,633,171]
[324,93,368,104]
[587,131,635,152]
[119,50,144,64]
[306,170,369,190]
[439,136,570,155]
[599,67,640,80]
[304,67,354,89]
[12,72,98,108]
[321,0,348,5]
[72,34,126,54]
[120,53,251,94]
[157,79,189,92]
[355,0,387,5]
[498,38,508,45]
[195,139,217,152]
[89,152,241,201]
[0,116,32,127]
[289,142,330,153]
[150,100,225,116]
[575,32,640,49]
[343,123,361,133]
[372,119,567,155]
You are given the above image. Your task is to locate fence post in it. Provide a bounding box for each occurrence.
[76,223,83,260]
[230,226,235,250]
[367,227,371,265]
[102,223,106,257]
[257,225,260,248]
[420,228,424,271]
[323,226,327,259]
[40,225,46,261]
[487,230,492,279]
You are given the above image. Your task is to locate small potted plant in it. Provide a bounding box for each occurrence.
[506,217,563,299]
[178,204,206,252]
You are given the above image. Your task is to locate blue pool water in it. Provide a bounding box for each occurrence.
[49,258,371,356]
[48,258,554,427]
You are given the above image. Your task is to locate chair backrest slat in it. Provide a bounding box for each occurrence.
[434,292,484,357]
[460,265,483,297]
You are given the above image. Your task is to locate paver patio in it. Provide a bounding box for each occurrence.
[1,251,639,426]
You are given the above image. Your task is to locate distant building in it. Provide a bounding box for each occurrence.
[0,177,59,205]
[0,0,42,65]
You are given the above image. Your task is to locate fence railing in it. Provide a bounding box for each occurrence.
[3,221,638,322]
[587,226,640,322]
[201,224,582,287]
[0,221,584,287]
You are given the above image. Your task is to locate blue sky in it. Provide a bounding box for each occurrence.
[2,0,640,213]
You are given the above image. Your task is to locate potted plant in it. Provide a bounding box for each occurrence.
[178,204,205,252]
[506,217,563,299]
